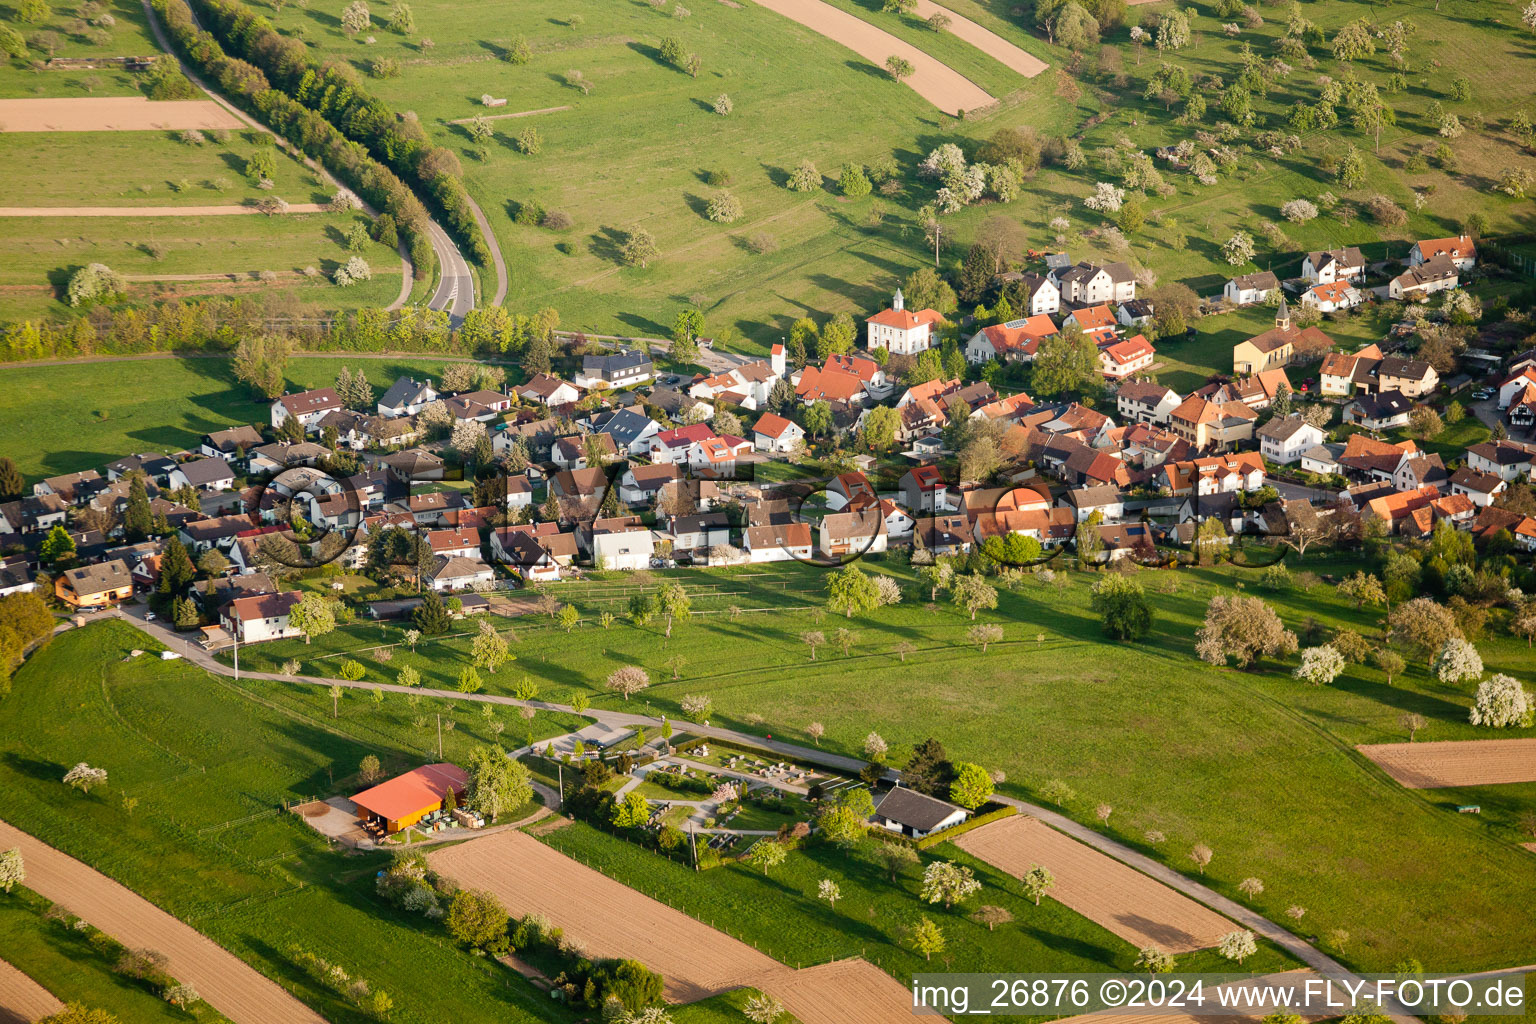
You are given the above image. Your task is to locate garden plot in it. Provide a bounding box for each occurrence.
[0,97,242,132]
[0,956,64,1024]
[954,815,1233,954]
[1356,739,1536,789]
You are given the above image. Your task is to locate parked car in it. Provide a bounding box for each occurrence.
[145,611,157,621]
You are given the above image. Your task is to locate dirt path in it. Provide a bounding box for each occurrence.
[911,1,1047,78]
[430,829,912,1024]
[749,0,992,114]
[0,204,328,217]
[1357,739,1536,788]
[0,958,64,1024]
[446,105,571,124]
[0,96,243,132]
[0,821,328,1024]
[954,815,1233,953]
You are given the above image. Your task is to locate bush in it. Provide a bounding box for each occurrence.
[705,189,742,223]
[703,168,732,186]
[66,263,125,307]
[540,209,573,230]
[513,200,545,225]
[1365,194,1407,227]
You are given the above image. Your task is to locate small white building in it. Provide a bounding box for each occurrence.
[751,413,806,453]
[220,591,303,643]
[872,787,970,839]
[1257,416,1326,465]
[1223,271,1280,306]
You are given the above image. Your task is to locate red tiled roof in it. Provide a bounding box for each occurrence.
[867,307,943,330]
[351,763,468,822]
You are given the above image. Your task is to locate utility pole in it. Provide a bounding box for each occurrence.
[232,629,239,682]
[690,822,698,871]
[557,762,564,804]
[437,713,443,759]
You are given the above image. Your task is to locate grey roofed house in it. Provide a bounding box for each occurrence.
[203,425,264,456]
[175,457,236,489]
[378,376,437,413]
[195,572,277,612]
[1065,484,1123,511]
[1307,246,1366,274]
[382,448,445,478]
[872,787,969,834]
[1257,416,1314,442]
[1347,391,1413,424]
[590,407,658,450]
[1057,259,1134,286]
[1229,270,1280,292]
[106,453,178,480]
[582,348,653,382]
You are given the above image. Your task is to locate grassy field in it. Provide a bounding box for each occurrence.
[0,0,162,98]
[0,621,580,1024]
[540,819,1299,991]
[0,886,234,1024]
[0,355,480,483]
[217,0,1536,352]
[7,130,330,207]
[230,555,1536,973]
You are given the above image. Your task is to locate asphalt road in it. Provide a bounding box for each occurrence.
[426,220,475,324]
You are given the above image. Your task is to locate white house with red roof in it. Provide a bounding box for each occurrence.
[794,353,884,405]
[899,464,949,513]
[1411,235,1476,271]
[1063,304,1119,345]
[270,388,344,430]
[965,315,1058,364]
[692,435,753,475]
[1302,280,1362,313]
[1098,334,1155,379]
[866,289,943,356]
[1498,367,1536,409]
[649,423,718,464]
[751,413,805,453]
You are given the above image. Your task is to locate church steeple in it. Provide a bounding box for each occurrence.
[1275,295,1291,332]
[892,287,905,312]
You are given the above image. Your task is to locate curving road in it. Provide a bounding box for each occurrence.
[426,219,476,322]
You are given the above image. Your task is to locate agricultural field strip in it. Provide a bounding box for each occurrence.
[0,956,65,1024]
[0,821,328,1024]
[748,0,992,114]
[1355,739,1536,789]
[910,0,1047,78]
[0,97,242,131]
[953,815,1233,954]
[429,829,913,1024]
[0,206,329,217]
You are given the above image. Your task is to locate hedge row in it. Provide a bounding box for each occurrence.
[153,0,435,278]
[186,0,491,265]
[914,803,1017,850]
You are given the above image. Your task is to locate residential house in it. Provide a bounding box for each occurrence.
[1466,440,1536,482]
[0,557,34,597]
[575,348,654,390]
[1301,247,1366,284]
[33,470,102,504]
[270,388,344,431]
[1496,368,1536,409]
[377,376,438,417]
[427,527,481,560]
[406,491,462,527]
[1063,304,1119,346]
[1394,452,1448,494]
[382,448,445,483]
[169,457,236,493]
[1160,452,1265,496]
[818,509,888,558]
[500,474,535,512]
[865,289,943,355]
[1337,434,1417,483]
[1115,381,1181,426]
[105,453,177,483]
[1411,235,1477,271]
[588,407,661,456]
[750,413,805,454]
[668,512,731,555]
[828,471,878,510]
[515,373,581,408]
[1449,466,1507,507]
[742,522,814,563]
[548,468,608,515]
[201,425,264,460]
[55,559,134,608]
[444,391,512,422]
[872,787,969,839]
[689,358,781,411]
[366,415,421,449]
[1344,391,1413,430]
[490,524,574,582]
[220,591,303,643]
[1168,396,1258,452]
[427,555,495,592]
[0,494,68,537]
[617,463,683,507]
[795,353,883,406]
[1319,344,1386,397]
[588,517,654,570]
[1117,298,1155,327]
[912,515,972,555]
[1098,334,1155,379]
[900,465,948,514]
[1052,261,1136,305]
[1223,270,1280,306]
[1205,369,1293,411]
[246,442,328,475]
[964,315,1059,364]
[1064,485,1125,522]
[552,433,617,472]
[180,514,257,553]
[1302,280,1363,313]
[996,271,1060,316]
[1389,256,1459,301]
[1508,384,1536,428]
[1365,485,1442,536]
[1258,416,1326,465]
[1300,442,1345,477]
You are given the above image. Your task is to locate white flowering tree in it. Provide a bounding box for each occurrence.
[1222,232,1256,265]
[1083,182,1126,213]
[1294,644,1345,686]
[64,763,108,793]
[743,993,785,1024]
[921,860,982,908]
[0,848,23,893]
[1432,637,1483,684]
[1469,675,1533,728]
[818,878,841,908]
[1280,198,1318,223]
[863,731,888,761]
[1218,929,1258,963]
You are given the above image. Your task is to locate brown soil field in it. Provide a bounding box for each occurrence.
[1356,739,1536,789]
[0,97,243,132]
[953,815,1232,954]
[0,205,328,217]
[429,828,913,1024]
[912,1,1048,78]
[0,821,328,1024]
[750,0,993,114]
[0,958,64,1024]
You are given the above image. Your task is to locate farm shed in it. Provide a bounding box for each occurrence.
[352,763,468,834]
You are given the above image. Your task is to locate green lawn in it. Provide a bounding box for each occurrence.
[0,0,162,98]
[0,621,571,1024]
[0,887,233,1024]
[231,556,1536,972]
[0,355,474,483]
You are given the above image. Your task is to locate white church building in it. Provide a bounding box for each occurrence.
[865,289,943,357]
